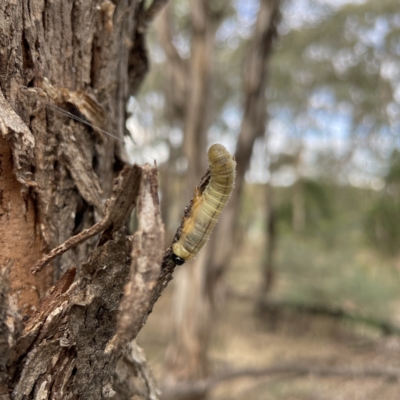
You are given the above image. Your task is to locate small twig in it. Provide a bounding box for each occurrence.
[156,4,187,77]
[31,221,107,275]
[31,165,142,274]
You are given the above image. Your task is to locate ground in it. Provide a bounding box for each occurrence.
[138,239,400,400]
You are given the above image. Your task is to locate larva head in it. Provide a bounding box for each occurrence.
[171,252,186,266]
[172,241,194,262]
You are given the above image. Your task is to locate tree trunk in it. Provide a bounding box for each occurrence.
[262,182,276,294]
[292,148,305,233]
[0,0,169,398]
[208,0,280,280]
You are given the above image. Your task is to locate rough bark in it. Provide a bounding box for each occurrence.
[0,0,152,304]
[1,146,226,398]
[0,262,16,399]
[5,164,165,399]
[0,0,169,397]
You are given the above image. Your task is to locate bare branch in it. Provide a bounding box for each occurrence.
[31,165,142,274]
[140,0,169,31]
[235,0,280,187]
[108,165,164,350]
[156,4,188,83]
[162,363,400,399]
[255,297,400,336]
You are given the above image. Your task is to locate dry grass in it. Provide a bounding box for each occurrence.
[137,200,400,399]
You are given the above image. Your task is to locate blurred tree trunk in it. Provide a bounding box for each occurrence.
[262,183,276,293]
[292,178,305,232]
[207,0,280,284]
[159,0,224,383]
[292,147,305,232]
[0,0,166,397]
[159,0,281,394]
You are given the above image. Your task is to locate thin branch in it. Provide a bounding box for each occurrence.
[31,165,142,274]
[107,166,164,351]
[156,4,187,80]
[162,363,400,399]
[255,297,400,337]
[235,0,281,193]
[144,0,169,27]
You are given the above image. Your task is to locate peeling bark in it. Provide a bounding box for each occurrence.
[0,134,51,314]
[10,234,131,400]
[0,262,15,400]
[109,166,164,350]
[7,163,167,399]
[4,159,225,399]
[0,0,169,397]
[0,90,35,187]
[31,165,143,274]
[0,0,164,290]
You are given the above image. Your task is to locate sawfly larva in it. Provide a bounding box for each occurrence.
[172,144,236,265]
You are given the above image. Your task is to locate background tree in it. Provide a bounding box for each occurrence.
[134,0,400,398]
[366,149,400,256]
[149,0,281,391]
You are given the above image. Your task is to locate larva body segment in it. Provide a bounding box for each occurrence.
[172,144,236,262]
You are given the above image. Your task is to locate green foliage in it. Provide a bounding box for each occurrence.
[365,150,400,256]
[275,179,333,234]
[239,180,398,320]
[304,179,333,228]
[270,0,400,130]
[386,150,400,184]
[276,234,399,319]
[267,0,400,196]
[365,196,400,256]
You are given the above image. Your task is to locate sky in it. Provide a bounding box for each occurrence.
[127,0,397,190]
[242,0,398,188]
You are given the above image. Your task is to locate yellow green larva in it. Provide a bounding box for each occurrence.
[172,144,236,264]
